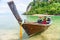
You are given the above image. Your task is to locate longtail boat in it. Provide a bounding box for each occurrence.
[8,1,51,37]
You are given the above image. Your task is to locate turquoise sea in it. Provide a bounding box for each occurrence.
[25,16,60,40]
[0,14,60,40]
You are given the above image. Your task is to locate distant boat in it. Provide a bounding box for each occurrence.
[8,1,52,37]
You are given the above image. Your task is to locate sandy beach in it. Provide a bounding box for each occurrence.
[0,30,19,40]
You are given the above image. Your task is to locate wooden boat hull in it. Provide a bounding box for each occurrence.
[7,1,51,37]
[22,23,50,36]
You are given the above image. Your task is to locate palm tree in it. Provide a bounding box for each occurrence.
[26,2,32,12]
[26,0,36,12]
[26,0,49,12]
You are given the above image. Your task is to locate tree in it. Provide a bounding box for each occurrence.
[24,0,60,15]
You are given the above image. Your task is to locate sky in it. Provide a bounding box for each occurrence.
[0,1,32,39]
[0,0,32,29]
[0,0,32,15]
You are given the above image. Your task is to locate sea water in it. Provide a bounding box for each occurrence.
[0,14,60,40]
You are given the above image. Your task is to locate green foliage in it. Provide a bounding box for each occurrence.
[24,0,60,15]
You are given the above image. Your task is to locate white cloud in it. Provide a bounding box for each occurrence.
[0,0,32,15]
[0,3,12,15]
[14,0,32,13]
[16,3,27,12]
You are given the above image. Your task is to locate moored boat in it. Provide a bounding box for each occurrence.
[8,1,52,37]
[22,22,51,36]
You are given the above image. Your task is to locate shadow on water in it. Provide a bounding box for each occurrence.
[22,29,29,40]
[29,32,42,38]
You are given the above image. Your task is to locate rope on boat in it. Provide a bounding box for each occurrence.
[20,22,23,40]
